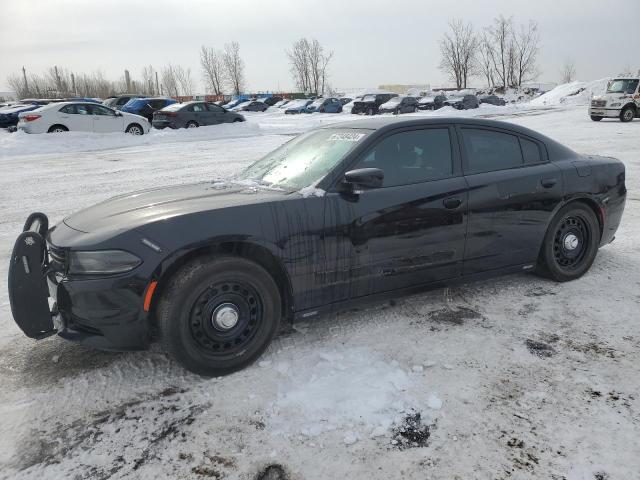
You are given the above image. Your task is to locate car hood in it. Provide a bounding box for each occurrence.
[63,181,289,235]
[122,111,149,123]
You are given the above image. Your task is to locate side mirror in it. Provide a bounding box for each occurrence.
[115,111,123,117]
[343,168,384,194]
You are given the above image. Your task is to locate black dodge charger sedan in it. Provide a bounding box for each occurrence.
[9,117,626,375]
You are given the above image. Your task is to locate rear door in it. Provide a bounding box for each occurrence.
[189,103,208,125]
[90,104,123,133]
[458,126,563,274]
[323,125,468,302]
[58,104,93,131]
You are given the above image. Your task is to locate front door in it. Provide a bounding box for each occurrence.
[458,126,564,274]
[323,126,468,303]
[90,104,123,133]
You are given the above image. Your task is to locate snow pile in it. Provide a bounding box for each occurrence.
[529,78,609,106]
[0,120,260,158]
[268,348,425,439]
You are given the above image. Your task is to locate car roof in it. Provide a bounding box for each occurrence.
[324,116,546,138]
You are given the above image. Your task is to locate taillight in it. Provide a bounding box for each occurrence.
[22,114,41,122]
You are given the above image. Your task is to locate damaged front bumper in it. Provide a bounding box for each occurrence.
[8,213,151,350]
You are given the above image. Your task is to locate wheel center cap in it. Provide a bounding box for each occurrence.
[564,233,579,251]
[212,303,239,330]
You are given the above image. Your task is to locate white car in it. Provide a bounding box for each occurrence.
[17,102,151,135]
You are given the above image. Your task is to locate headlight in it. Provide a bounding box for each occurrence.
[68,250,142,275]
[610,102,621,107]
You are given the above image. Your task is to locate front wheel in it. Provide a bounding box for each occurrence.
[157,256,281,376]
[620,105,636,123]
[186,120,199,128]
[590,115,602,121]
[537,203,600,282]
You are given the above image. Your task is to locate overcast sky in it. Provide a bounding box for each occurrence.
[1,0,639,93]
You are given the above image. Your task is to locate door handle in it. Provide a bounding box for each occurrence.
[540,178,557,188]
[443,197,462,209]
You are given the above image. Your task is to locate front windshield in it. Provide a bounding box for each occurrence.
[385,97,401,104]
[362,95,376,101]
[237,128,370,190]
[607,79,639,94]
[311,99,324,107]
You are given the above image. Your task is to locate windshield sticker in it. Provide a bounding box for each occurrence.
[328,132,366,142]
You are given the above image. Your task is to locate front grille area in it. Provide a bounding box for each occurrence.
[591,99,606,108]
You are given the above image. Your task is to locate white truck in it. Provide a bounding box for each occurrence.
[589,77,640,122]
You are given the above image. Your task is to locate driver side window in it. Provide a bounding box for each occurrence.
[354,128,453,187]
[90,105,115,116]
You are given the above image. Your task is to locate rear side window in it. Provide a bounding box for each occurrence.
[520,137,543,164]
[462,128,523,174]
[190,103,206,112]
[354,128,453,187]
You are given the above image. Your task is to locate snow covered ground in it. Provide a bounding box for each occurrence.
[0,101,638,480]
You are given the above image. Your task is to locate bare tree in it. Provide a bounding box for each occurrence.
[484,15,513,90]
[141,65,156,95]
[286,38,311,93]
[222,41,245,95]
[560,58,577,83]
[439,19,479,89]
[513,21,541,86]
[286,38,333,95]
[161,64,180,97]
[477,36,495,88]
[200,46,225,95]
[174,66,194,96]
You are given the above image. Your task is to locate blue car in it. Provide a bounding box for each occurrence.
[284,99,313,114]
[121,97,177,122]
[222,98,249,110]
[0,104,41,130]
[304,97,343,113]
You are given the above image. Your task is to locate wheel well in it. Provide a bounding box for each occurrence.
[48,124,68,132]
[126,122,142,130]
[564,198,604,239]
[151,242,293,324]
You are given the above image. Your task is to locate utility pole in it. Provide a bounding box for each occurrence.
[22,66,28,96]
[71,73,77,96]
[124,69,131,92]
[155,71,160,95]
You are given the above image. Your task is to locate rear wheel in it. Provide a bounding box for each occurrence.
[47,125,68,133]
[186,120,199,128]
[157,256,281,376]
[620,105,636,122]
[125,123,143,135]
[590,116,603,121]
[537,203,600,282]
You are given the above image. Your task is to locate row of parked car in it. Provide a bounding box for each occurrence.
[0,89,509,135]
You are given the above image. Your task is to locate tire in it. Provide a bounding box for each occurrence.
[125,123,144,135]
[186,120,199,128]
[590,116,603,121]
[233,118,243,123]
[367,107,374,116]
[620,105,636,123]
[537,203,600,282]
[157,255,281,376]
[47,125,68,133]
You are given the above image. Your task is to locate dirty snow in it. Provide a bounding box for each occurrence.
[0,96,639,480]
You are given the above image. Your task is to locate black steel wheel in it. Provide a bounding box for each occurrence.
[158,255,281,376]
[537,203,600,282]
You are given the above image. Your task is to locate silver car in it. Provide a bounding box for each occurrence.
[152,101,245,129]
